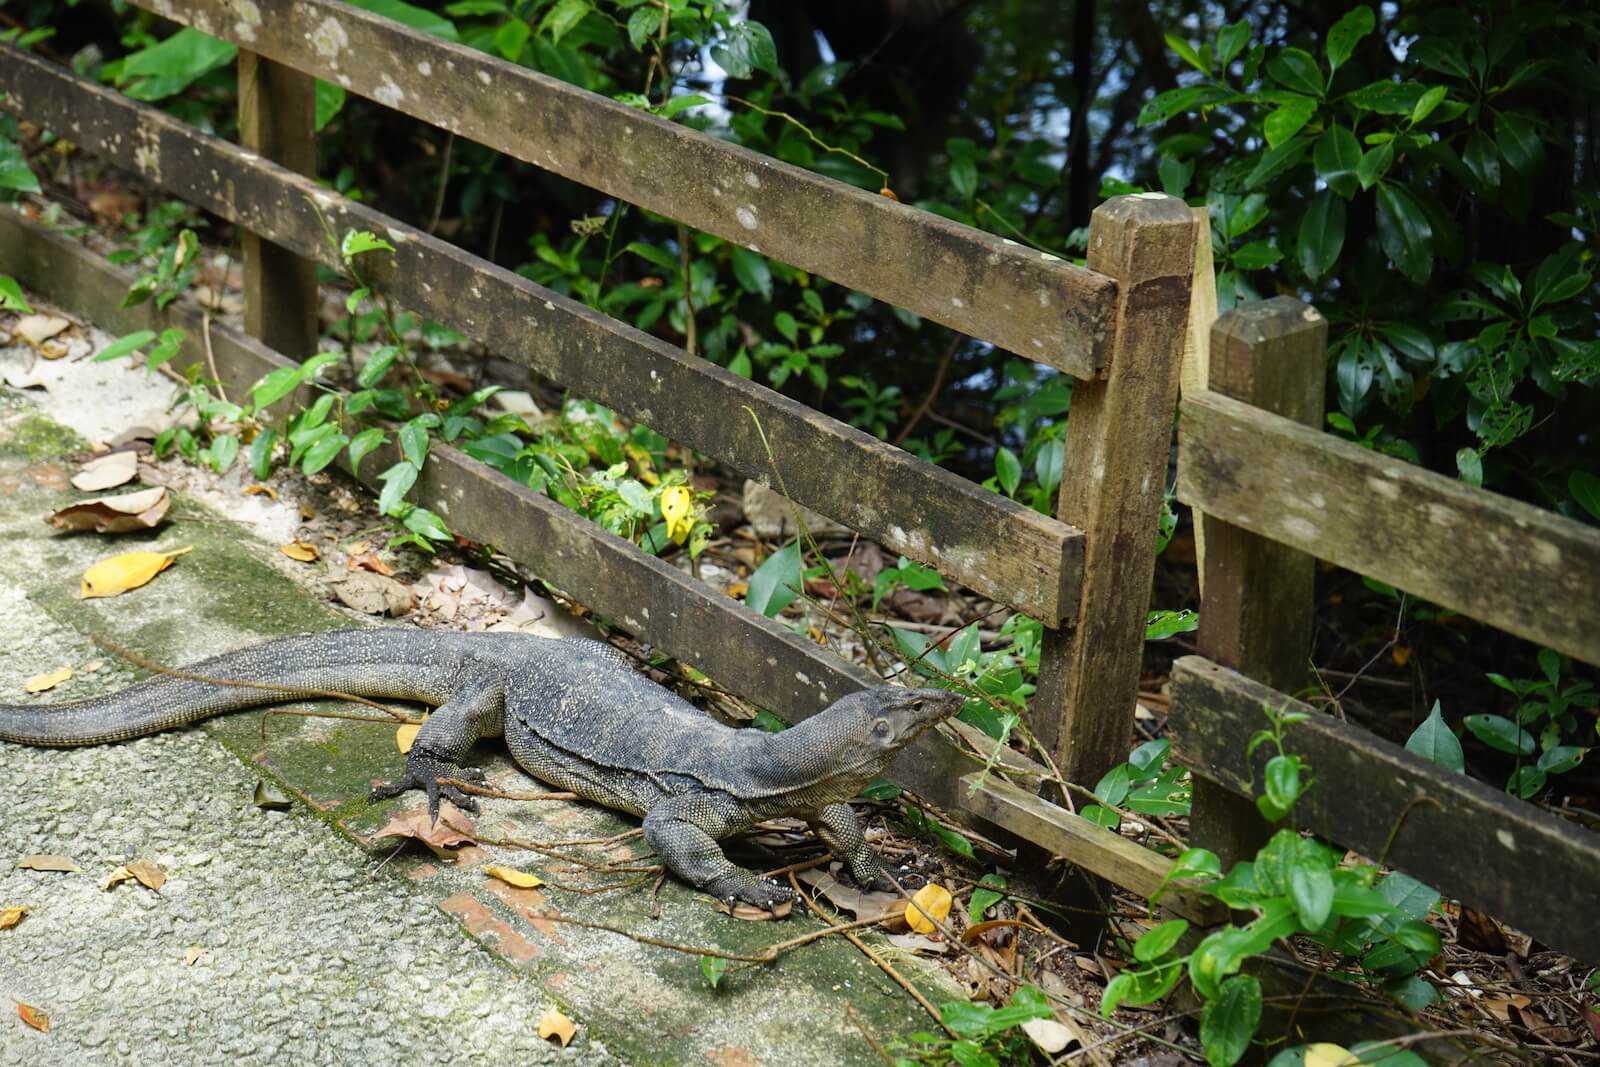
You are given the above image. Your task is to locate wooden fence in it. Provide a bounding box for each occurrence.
[0,1,1209,919]
[1174,297,1600,965]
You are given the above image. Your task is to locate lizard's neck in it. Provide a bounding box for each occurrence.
[758,714,883,800]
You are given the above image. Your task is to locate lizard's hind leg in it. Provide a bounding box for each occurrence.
[642,793,799,910]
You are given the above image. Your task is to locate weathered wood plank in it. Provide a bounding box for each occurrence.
[959,773,1225,925]
[0,206,987,813]
[0,45,1083,624]
[1034,194,1197,785]
[237,50,318,358]
[1178,206,1217,597]
[1189,298,1328,867]
[1179,389,1600,666]
[125,0,1115,375]
[1169,655,1600,965]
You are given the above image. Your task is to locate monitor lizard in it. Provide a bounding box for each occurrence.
[0,628,964,910]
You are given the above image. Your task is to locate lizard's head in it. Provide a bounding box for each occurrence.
[764,686,965,803]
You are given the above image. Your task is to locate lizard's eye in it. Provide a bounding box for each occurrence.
[909,699,926,713]
[872,718,893,739]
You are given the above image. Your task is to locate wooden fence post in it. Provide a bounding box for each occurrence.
[1034,194,1197,791]
[1187,296,1327,865]
[238,52,318,358]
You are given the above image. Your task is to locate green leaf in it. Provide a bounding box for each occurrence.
[1344,80,1429,116]
[1263,94,1317,147]
[1164,33,1210,76]
[1244,134,1313,189]
[729,247,773,300]
[250,427,277,480]
[402,505,451,541]
[398,416,432,468]
[1374,182,1433,284]
[746,541,803,617]
[1325,7,1374,73]
[538,0,589,45]
[1093,764,1131,807]
[359,346,402,388]
[119,28,237,100]
[1297,190,1345,282]
[661,93,708,119]
[711,20,778,80]
[496,16,531,60]
[1461,130,1501,193]
[1133,919,1188,962]
[341,230,395,259]
[1356,142,1394,189]
[0,137,40,194]
[1289,858,1333,929]
[1406,701,1465,772]
[1233,240,1282,271]
[1507,765,1547,799]
[1200,975,1262,1067]
[348,0,460,39]
[968,874,1006,923]
[94,330,157,362]
[1455,447,1482,487]
[1462,713,1534,756]
[1569,471,1600,521]
[1537,745,1584,775]
[1129,738,1170,772]
[994,447,1021,497]
[1493,111,1542,174]
[1262,755,1301,812]
[377,460,419,515]
[251,366,305,410]
[700,954,727,990]
[1138,85,1236,128]
[146,329,186,371]
[1267,49,1322,97]
[626,6,658,51]
[1411,85,1447,125]
[314,81,345,131]
[204,433,240,474]
[347,428,386,476]
[949,155,978,200]
[1314,125,1362,198]
[1144,609,1198,640]
[1216,21,1251,67]
[302,431,350,475]
[0,275,30,313]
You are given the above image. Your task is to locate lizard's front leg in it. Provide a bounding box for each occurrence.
[371,673,504,820]
[642,793,799,911]
[809,802,894,891]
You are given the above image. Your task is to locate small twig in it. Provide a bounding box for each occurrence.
[891,332,962,446]
[845,1003,897,1066]
[428,133,454,235]
[435,778,578,803]
[201,311,226,403]
[526,907,885,964]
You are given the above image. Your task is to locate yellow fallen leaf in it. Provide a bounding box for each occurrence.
[0,905,29,929]
[538,1007,575,1047]
[661,485,694,544]
[395,714,427,754]
[906,882,953,935]
[80,546,192,599]
[724,581,749,599]
[1304,1045,1365,1067]
[185,946,204,966]
[17,1002,48,1033]
[24,666,72,694]
[103,866,136,891]
[483,865,544,889]
[1390,645,1412,667]
[126,860,167,892]
[280,540,319,562]
[16,854,80,873]
[244,484,278,500]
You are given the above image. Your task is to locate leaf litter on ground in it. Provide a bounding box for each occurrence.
[48,485,170,533]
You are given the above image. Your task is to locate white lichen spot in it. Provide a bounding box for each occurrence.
[1132,191,1167,200]
[1039,251,1061,261]
[1308,492,1326,509]
[477,70,491,86]
[766,656,778,667]
[421,282,433,293]
[1496,828,1516,852]
[374,76,404,108]
[544,301,555,310]
[337,74,351,88]
[641,608,650,619]
[623,616,640,630]
[416,60,432,76]
[1281,515,1318,541]
[1037,288,1051,308]
[234,20,257,43]
[1030,339,1044,349]
[1366,476,1401,501]
[384,227,409,243]
[1531,540,1561,566]
[735,206,759,231]
[435,498,450,516]
[310,17,348,60]
[1302,305,1324,322]
[744,171,761,189]
[1425,502,1457,526]
[950,296,965,309]
[795,672,810,685]
[1001,238,1018,246]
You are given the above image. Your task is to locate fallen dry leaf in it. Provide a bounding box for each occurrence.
[23,666,72,694]
[243,484,278,500]
[1303,1045,1363,1067]
[48,486,170,534]
[329,571,416,616]
[346,551,394,576]
[882,932,951,954]
[1021,1018,1074,1055]
[797,866,900,922]
[395,717,425,754]
[16,854,80,873]
[372,806,477,860]
[537,1007,575,1047]
[39,340,67,361]
[724,899,793,921]
[103,860,166,893]
[15,313,69,346]
[1457,906,1508,955]
[253,779,294,810]
[0,905,29,929]
[80,546,192,599]
[70,450,138,492]
[185,946,204,966]
[961,918,1043,944]
[723,581,749,599]
[280,540,319,562]
[906,882,953,935]
[483,865,544,889]
[17,1002,48,1033]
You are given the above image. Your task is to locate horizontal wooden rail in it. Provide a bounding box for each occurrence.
[959,773,1225,925]
[1179,390,1600,665]
[1169,655,1600,965]
[0,45,1084,624]
[124,0,1115,376]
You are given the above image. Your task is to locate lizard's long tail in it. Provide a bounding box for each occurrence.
[0,629,451,746]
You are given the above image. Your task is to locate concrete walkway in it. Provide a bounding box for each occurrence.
[0,331,957,1064]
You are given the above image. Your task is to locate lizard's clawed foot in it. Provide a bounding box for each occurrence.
[704,874,802,913]
[370,751,487,822]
